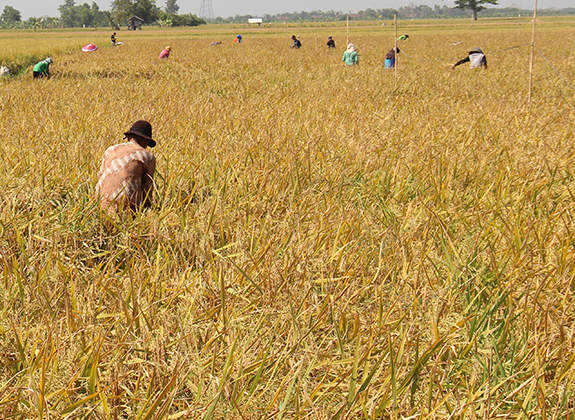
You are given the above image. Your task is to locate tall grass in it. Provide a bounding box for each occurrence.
[0,22,574,418]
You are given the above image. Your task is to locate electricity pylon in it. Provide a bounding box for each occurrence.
[199,0,213,21]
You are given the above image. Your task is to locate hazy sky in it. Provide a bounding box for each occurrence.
[3,0,570,20]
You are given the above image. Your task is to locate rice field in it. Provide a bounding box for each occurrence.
[1,20,575,419]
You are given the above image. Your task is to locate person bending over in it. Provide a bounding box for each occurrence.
[453,47,487,69]
[96,120,157,214]
[33,57,52,78]
[291,35,302,48]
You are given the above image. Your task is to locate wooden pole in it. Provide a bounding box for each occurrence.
[528,0,538,103]
[315,33,317,51]
[346,15,349,45]
[299,19,301,38]
[394,14,398,79]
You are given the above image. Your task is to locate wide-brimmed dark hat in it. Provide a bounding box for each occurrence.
[124,120,156,148]
[469,47,483,54]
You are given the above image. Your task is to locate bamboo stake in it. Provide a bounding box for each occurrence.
[528,0,538,103]
[315,33,317,51]
[346,15,349,45]
[394,14,398,79]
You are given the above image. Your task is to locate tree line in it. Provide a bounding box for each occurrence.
[2,0,575,29]
[214,5,575,23]
[0,0,205,29]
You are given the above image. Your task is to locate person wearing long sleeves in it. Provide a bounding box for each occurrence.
[33,57,52,78]
[291,35,302,48]
[453,47,487,69]
[342,43,359,66]
[96,121,157,214]
[385,47,400,69]
[159,46,171,59]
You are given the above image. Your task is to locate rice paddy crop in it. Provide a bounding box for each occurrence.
[0,20,575,418]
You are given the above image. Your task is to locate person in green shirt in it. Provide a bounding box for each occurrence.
[342,44,359,66]
[397,34,409,41]
[33,57,52,79]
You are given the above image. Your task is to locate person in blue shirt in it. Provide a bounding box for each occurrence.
[291,35,302,48]
[235,34,242,43]
[385,47,400,69]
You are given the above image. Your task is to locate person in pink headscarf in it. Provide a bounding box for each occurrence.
[159,46,171,59]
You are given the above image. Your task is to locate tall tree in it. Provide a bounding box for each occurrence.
[111,0,132,25]
[111,0,158,25]
[1,5,22,22]
[165,0,179,14]
[59,0,79,27]
[453,0,498,20]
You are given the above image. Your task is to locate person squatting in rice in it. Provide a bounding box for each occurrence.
[96,120,157,214]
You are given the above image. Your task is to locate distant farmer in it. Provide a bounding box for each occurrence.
[385,47,400,69]
[111,32,117,46]
[453,47,487,69]
[342,43,359,66]
[291,35,302,48]
[159,46,171,59]
[327,36,335,48]
[397,34,409,41]
[210,41,222,46]
[33,57,53,79]
[96,120,157,214]
[235,34,242,43]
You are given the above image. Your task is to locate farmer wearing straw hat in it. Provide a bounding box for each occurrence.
[453,47,487,69]
[159,46,171,59]
[343,44,359,66]
[96,120,157,214]
[33,57,52,79]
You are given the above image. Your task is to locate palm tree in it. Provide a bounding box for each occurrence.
[104,11,117,29]
[157,17,172,28]
[29,16,39,31]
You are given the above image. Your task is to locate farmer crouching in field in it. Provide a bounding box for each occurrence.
[343,43,359,66]
[96,120,157,214]
[385,47,400,69]
[33,57,52,79]
[453,47,487,69]
[291,35,302,49]
[159,46,171,59]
